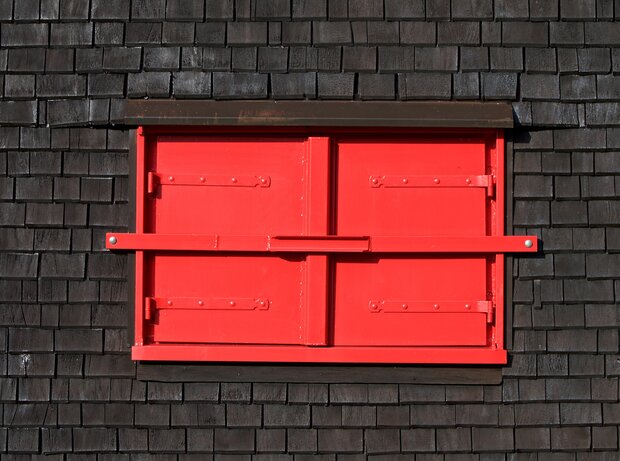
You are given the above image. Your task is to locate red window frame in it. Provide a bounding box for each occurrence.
[108,126,537,364]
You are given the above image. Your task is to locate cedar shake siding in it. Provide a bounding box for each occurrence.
[0,0,619,457]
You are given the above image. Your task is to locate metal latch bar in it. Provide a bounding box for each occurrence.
[369,300,495,323]
[268,236,370,252]
[107,233,538,253]
[146,297,270,311]
[147,172,270,193]
[370,174,495,197]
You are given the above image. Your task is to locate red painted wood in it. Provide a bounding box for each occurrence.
[115,127,536,364]
[132,344,508,364]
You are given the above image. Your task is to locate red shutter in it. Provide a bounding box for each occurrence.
[108,127,537,364]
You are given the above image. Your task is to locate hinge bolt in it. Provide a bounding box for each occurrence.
[108,236,117,245]
[167,300,173,306]
[371,177,379,185]
[199,177,205,183]
[402,178,408,184]
[465,304,470,310]
[197,300,204,306]
[229,300,236,306]
[259,300,266,307]
[433,304,439,310]
[433,178,440,184]
[370,303,378,310]
[402,303,408,309]
[465,178,471,185]
[524,239,533,248]
[231,177,237,183]
[168,176,174,182]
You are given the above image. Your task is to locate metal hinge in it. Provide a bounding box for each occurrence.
[369,174,495,197]
[145,296,270,314]
[147,172,271,194]
[369,300,495,323]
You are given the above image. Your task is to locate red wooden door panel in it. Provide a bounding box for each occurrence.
[333,138,492,346]
[147,253,307,344]
[336,138,489,236]
[332,256,489,346]
[149,137,308,235]
[143,136,329,345]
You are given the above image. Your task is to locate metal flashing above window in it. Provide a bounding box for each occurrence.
[124,100,514,129]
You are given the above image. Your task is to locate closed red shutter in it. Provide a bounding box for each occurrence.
[108,127,537,364]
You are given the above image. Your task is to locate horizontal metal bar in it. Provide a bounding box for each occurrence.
[370,174,492,188]
[106,233,539,253]
[132,344,508,364]
[149,172,270,191]
[269,236,370,252]
[369,300,494,322]
[370,174,495,197]
[148,297,269,311]
[368,236,538,253]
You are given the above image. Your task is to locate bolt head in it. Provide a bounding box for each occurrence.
[231,177,237,183]
[402,178,408,184]
[168,176,174,182]
[433,178,440,184]
[198,300,204,306]
[524,239,533,248]
[108,236,117,245]
[371,178,379,185]
[229,300,236,306]
[199,177,205,183]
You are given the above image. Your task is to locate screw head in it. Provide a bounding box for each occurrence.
[231,177,237,183]
[433,304,439,310]
[199,177,205,183]
[371,303,378,310]
[524,239,533,248]
[402,303,408,309]
[465,178,471,185]
[168,176,174,182]
[371,177,379,185]
[433,178,440,184]
[259,300,266,307]
[402,178,408,184]
[167,300,173,306]
[108,236,117,245]
[198,300,204,306]
[229,300,236,306]
[465,304,471,310]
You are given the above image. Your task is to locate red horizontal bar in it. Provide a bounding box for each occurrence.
[369,300,493,322]
[269,236,369,252]
[369,236,538,253]
[149,296,270,311]
[107,233,538,253]
[149,172,270,190]
[132,344,507,364]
